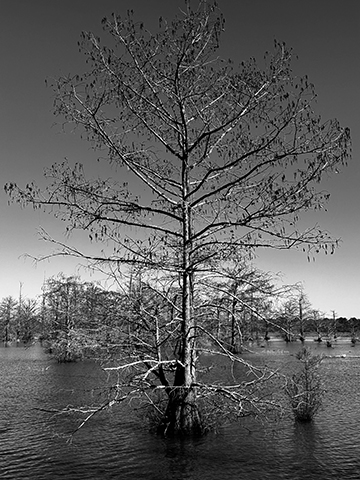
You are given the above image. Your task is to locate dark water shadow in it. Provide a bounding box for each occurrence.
[277,421,332,480]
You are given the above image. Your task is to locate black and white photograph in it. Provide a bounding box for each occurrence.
[1,1,359,478]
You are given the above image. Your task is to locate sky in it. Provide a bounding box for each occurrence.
[0,0,359,317]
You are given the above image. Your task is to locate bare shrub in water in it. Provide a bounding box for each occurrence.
[285,347,324,422]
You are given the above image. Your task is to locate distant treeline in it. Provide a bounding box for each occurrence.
[1,274,358,360]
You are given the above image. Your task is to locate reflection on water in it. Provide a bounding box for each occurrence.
[291,423,325,470]
[1,339,360,479]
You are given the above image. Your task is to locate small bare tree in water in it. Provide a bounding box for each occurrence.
[285,347,324,422]
[6,1,350,436]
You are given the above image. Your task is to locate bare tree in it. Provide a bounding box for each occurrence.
[276,289,314,342]
[311,309,326,342]
[17,298,39,343]
[40,274,127,361]
[5,1,350,435]
[196,258,277,352]
[0,296,18,346]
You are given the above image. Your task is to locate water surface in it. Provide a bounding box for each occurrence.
[1,339,360,479]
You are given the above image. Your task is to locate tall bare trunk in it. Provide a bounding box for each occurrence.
[158,166,203,436]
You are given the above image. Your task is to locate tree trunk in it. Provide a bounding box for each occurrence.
[264,321,270,341]
[230,296,237,353]
[299,298,305,341]
[229,283,242,353]
[158,379,203,437]
[157,176,203,436]
[157,299,203,436]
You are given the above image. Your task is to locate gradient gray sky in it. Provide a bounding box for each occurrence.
[1,0,359,317]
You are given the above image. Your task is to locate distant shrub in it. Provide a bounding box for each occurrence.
[44,330,84,362]
[285,347,324,422]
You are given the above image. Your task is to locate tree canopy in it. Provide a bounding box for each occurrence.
[5,1,351,436]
